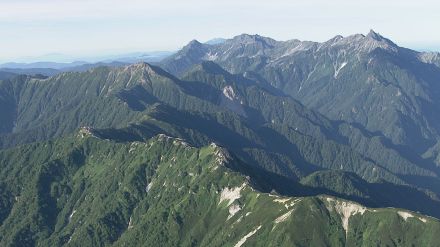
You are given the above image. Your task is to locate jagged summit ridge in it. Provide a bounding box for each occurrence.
[162,30,409,76]
[320,29,398,53]
[124,61,158,75]
[204,30,398,53]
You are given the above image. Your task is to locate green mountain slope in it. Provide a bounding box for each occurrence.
[1,62,440,218]
[179,62,440,198]
[0,63,220,147]
[90,94,440,218]
[0,133,439,246]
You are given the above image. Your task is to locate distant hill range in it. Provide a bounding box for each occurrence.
[0,51,175,77]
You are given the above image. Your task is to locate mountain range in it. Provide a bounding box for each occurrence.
[0,51,175,78]
[1,30,440,246]
[162,30,440,155]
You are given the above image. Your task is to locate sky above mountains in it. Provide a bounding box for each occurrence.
[1,0,439,62]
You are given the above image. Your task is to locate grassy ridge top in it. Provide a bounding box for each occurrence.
[0,132,438,246]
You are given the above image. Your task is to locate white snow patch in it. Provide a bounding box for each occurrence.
[275,210,293,224]
[274,198,294,209]
[206,52,219,60]
[331,201,367,235]
[146,181,154,192]
[274,198,290,203]
[223,85,237,101]
[128,216,133,229]
[219,184,245,206]
[235,216,243,224]
[228,204,241,220]
[173,139,189,147]
[234,225,262,247]
[279,43,309,58]
[334,62,347,78]
[128,142,140,153]
[287,199,300,209]
[220,85,246,116]
[351,107,358,114]
[398,211,414,221]
[69,210,76,222]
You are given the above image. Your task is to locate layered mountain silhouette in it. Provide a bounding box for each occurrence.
[162,30,440,156]
[1,30,440,246]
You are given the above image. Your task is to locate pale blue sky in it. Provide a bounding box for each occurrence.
[0,0,439,62]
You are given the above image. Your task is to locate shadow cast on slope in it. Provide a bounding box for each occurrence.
[226,157,440,219]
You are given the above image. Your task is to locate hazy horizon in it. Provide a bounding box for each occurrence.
[1,0,439,63]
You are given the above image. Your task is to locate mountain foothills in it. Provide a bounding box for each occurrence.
[1,30,440,246]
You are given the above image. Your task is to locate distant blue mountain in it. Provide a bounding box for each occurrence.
[204,38,226,45]
[0,61,87,70]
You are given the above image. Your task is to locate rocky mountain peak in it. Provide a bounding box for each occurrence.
[231,34,276,47]
[366,29,383,41]
[173,39,208,61]
[126,62,158,74]
[325,30,398,53]
[179,39,205,54]
[187,39,202,47]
